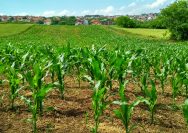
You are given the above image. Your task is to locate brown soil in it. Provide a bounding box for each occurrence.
[0,76,187,133]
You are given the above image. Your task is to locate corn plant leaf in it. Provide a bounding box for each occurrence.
[130,97,148,113]
[183,99,188,125]
[19,95,32,109]
[113,109,122,119]
[150,80,157,102]
[183,79,188,85]
[36,84,53,100]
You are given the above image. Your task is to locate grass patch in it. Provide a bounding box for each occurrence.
[0,24,33,37]
[112,26,170,39]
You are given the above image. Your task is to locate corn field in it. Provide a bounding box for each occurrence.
[0,26,188,132]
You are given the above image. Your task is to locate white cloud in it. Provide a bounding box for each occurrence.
[42,10,75,16]
[42,10,55,16]
[119,6,126,11]
[58,10,74,16]
[0,13,4,16]
[147,0,168,9]
[15,12,29,16]
[94,6,115,15]
[81,10,90,15]
[128,2,137,7]
[28,0,173,17]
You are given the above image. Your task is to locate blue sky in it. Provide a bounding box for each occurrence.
[0,0,175,16]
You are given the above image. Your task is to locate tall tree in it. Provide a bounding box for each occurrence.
[160,0,188,40]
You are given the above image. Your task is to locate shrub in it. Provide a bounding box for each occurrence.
[115,16,137,28]
[160,0,188,40]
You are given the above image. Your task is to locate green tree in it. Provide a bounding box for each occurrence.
[8,17,14,22]
[139,17,166,29]
[160,0,188,40]
[36,20,44,24]
[51,17,59,25]
[115,16,137,28]
[66,16,76,25]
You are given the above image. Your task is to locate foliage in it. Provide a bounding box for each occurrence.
[84,51,109,133]
[0,25,188,132]
[113,82,147,133]
[139,17,166,29]
[160,0,188,40]
[51,16,76,25]
[183,99,188,126]
[36,20,44,24]
[115,16,137,28]
[143,79,158,124]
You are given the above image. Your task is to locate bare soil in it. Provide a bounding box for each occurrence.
[0,76,187,133]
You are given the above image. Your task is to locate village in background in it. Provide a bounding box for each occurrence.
[0,13,158,25]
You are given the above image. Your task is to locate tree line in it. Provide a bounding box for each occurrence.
[116,0,188,40]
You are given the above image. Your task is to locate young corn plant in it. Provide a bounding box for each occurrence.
[140,73,148,93]
[113,81,146,133]
[171,74,183,105]
[53,54,68,99]
[183,63,188,97]
[71,48,84,88]
[21,62,53,133]
[6,62,23,109]
[92,81,108,133]
[143,79,158,124]
[84,56,109,133]
[20,84,53,133]
[24,62,52,115]
[155,63,168,94]
[0,61,5,85]
[184,79,188,97]
[182,99,188,126]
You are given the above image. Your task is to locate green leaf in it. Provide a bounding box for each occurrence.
[183,79,188,85]
[183,99,188,124]
[36,84,53,100]
[150,80,157,102]
[130,97,147,112]
[113,109,122,119]
[84,75,94,84]
[19,95,32,109]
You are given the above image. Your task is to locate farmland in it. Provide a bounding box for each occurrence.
[112,26,170,39]
[0,24,33,37]
[0,24,188,133]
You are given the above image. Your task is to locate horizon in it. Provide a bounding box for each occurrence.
[0,13,159,17]
[0,0,175,17]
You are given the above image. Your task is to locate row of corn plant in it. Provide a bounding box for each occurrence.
[0,43,188,132]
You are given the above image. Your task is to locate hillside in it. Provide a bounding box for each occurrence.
[0,24,33,37]
[0,24,187,47]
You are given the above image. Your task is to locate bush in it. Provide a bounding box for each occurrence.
[115,16,137,28]
[160,0,188,40]
[139,18,166,29]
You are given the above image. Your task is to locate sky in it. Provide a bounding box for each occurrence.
[0,0,176,16]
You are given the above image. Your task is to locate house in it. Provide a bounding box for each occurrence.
[21,16,31,22]
[75,19,89,25]
[1,16,9,22]
[85,15,103,19]
[91,19,101,25]
[44,19,52,25]
[31,17,43,23]
[14,16,23,21]
[83,19,89,25]
[100,19,113,25]
[75,19,84,25]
